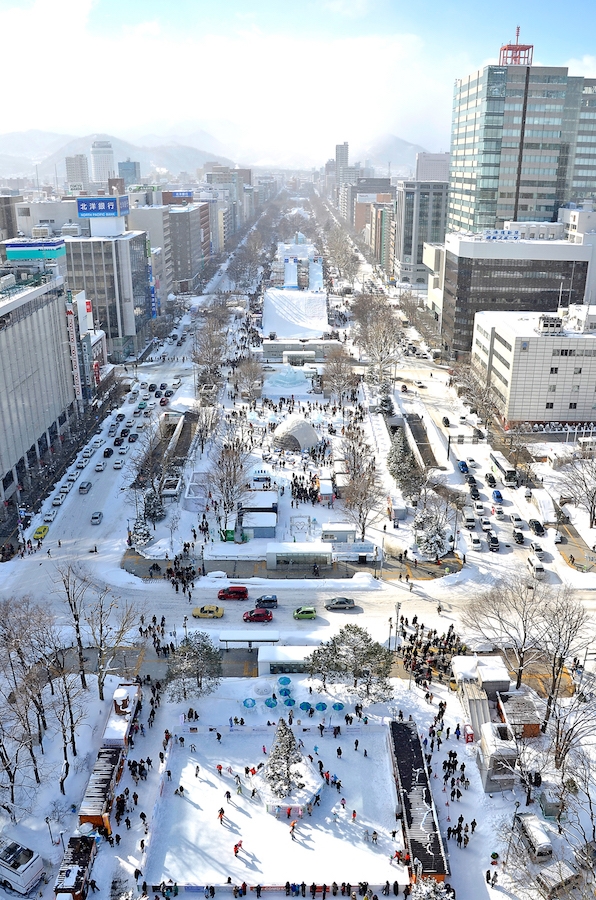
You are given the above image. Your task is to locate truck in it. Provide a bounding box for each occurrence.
[463,507,476,530]
[0,835,45,894]
[54,836,97,900]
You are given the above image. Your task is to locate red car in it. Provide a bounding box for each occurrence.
[160,396,168,406]
[243,609,273,623]
[218,586,248,601]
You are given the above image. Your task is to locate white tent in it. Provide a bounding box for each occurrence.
[273,414,319,451]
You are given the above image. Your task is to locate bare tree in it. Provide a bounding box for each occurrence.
[49,672,87,794]
[549,693,596,771]
[203,438,252,532]
[540,588,592,730]
[322,346,357,402]
[235,356,262,401]
[561,456,596,528]
[54,564,91,690]
[455,363,499,428]
[192,405,220,455]
[84,589,141,701]
[342,466,385,541]
[351,295,401,382]
[461,579,549,689]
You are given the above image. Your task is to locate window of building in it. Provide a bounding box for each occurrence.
[550,367,558,374]
[574,367,583,374]
[548,385,556,392]
[572,385,580,392]
[569,403,578,410]
[546,402,554,409]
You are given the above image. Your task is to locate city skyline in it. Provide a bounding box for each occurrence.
[2,0,596,167]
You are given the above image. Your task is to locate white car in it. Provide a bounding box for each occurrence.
[91,511,103,525]
[126,419,134,428]
[554,531,563,544]
[94,461,106,472]
[470,534,482,551]
[511,512,523,527]
[59,482,72,494]
[118,445,129,455]
[76,458,87,469]
[414,380,425,388]
[52,495,64,507]
[466,458,477,468]
[495,505,505,519]
[481,516,491,531]
[474,500,484,515]
[113,459,124,469]
[67,470,80,483]
[44,509,57,523]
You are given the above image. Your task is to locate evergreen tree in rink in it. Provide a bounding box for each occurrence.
[410,879,454,900]
[263,718,303,798]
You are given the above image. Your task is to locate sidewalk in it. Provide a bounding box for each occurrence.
[121,548,463,583]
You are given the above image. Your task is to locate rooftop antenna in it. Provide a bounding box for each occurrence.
[499,26,533,66]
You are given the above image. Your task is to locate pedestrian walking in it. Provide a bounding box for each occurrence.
[485,871,491,885]
[89,881,98,893]
[491,872,498,887]
[352,810,357,822]
[218,808,225,824]
[216,732,222,742]
[337,747,342,758]
[125,817,131,830]
[354,739,359,751]
[196,765,200,777]
[225,790,232,803]
[470,818,477,833]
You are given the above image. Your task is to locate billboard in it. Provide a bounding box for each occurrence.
[77,196,130,218]
[170,191,193,198]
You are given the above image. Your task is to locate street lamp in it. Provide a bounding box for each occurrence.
[504,800,520,866]
[45,816,54,844]
[388,617,393,651]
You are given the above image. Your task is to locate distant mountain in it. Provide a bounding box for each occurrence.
[0,129,76,163]
[354,133,427,176]
[134,129,230,158]
[0,131,234,180]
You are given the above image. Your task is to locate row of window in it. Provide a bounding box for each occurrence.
[545,403,582,410]
[552,348,596,357]
[494,332,512,352]
[500,167,558,175]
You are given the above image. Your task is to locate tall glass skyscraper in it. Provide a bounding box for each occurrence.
[448,40,596,232]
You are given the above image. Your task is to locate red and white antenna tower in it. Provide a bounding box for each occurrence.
[499,26,533,66]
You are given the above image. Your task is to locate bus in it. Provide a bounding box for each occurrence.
[489,450,517,487]
[0,836,45,894]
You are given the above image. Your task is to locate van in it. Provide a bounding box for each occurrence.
[130,391,139,402]
[535,860,580,897]
[0,835,45,894]
[527,555,545,580]
[514,812,553,859]
[463,507,476,530]
[79,481,92,494]
[218,585,249,601]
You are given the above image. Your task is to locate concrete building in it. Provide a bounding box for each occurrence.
[416,152,450,182]
[335,142,349,187]
[423,231,591,355]
[471,306,596,425]
[0,194,22,241]
[65,154,90,191]
[169,203,210,293]
[0,241,76,506]
[449,36,596,232]
[118,159,141,188]
[340,178,394,227]
[126,204,173,299]
[90,140,114,184]
[369,203,395,275]
[15,199,89,238]
[394,180,449,285]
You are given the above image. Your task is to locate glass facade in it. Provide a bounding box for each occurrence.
[395,181,448,283]
[449,64,596,231]
[442,251,588,353]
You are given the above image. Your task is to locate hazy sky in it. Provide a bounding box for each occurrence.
[3,0,596,165]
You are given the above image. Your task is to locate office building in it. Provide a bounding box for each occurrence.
[0,240,76,506]
[449,35,596,232]
[340,177,393,226]
[0,194,22,241]
[416,153,450,182]
[90,140,114,184]
[169,203,210,293]
[394,179,449,285]
[423,230,591,355]
[127,204,173,299]
[335,142,349,187]
[118,159,141,188]
[65,154,90,191]
[471,306,596,424]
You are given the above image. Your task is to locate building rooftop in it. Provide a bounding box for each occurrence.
[475,306,596,339]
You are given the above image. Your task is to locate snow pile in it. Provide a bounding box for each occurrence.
[263,288,328,339]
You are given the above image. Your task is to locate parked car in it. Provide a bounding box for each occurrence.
[554,531,563,544]
[293,606,317,620]
[530,541,544,559]
[255,595,278,609]
[474,500,484,514]
[192,605,224,619]
[113,460,124,469]
[487,530,500,552]
[485,472,496,487]
[492,489,503,504]
[243,608,273,623]
[495,505,504,519]
[95,461,106,472]
[458,460,469,474]
[325,597,356,610]
[513,529,524,545]
[466,458,477,468]
[43,509,57,523]
[160,383,168,390]
[469,486,480,501]
[91,511,103,525]
[119,445,129,455]
[466,475,476,486]
[481,517,491,531]
[160,397,168,406]
[164,389,174,397]
[67,470,80,482]
[218,586,248,601]
[414,380,425,388]
[442,416,450,427]
[470,534,482,551]
[52,495,64,507]
[510,512,523,527]
[529,519,545,536]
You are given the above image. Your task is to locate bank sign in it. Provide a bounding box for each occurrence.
[77,195,130,218]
